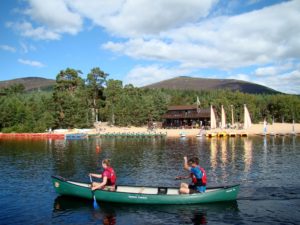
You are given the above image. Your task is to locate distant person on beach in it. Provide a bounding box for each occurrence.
[176,156,207,194]
[89,159,117,191]
[263,119,267,134]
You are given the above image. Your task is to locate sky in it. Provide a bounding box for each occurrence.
[0,0,300,94]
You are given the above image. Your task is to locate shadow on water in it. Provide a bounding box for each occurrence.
[53,196,239,225]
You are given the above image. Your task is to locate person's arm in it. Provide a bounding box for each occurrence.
[92,176,107,191]
[183,156,190,171]
[175,175,190,180]
[89,173,102,179]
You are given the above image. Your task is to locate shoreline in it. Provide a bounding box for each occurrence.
[0,123,299,139]
[93,122,300,137]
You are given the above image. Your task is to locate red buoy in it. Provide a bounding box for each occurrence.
[96,145,101,153]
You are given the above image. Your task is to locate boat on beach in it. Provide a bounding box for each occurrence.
[217,131,227,137]
[205,132,217,138]
[52,175,240,205]
[65,133,87,140]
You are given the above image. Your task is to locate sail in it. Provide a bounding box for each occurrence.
[210,105,217,129]
[221,105,226,129]
[196,96,201,113]
[243,104,252,129]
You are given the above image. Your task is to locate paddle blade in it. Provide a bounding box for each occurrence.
[93,195,99,209]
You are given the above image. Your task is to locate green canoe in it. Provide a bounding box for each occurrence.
[52,175,240,205]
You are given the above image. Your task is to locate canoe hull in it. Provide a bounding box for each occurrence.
[52,176,239,205]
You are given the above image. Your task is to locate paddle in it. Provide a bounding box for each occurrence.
[89,175,99,209]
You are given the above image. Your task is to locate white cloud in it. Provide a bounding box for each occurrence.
[7,21,61,40]
[66,0,217,37]
[0,44,16,52]
[9,0,216,40]
[104,1,300,70]
[252,62,300,93]
[228,73,251,82]
[255,66,278,76]
[66,0,124,26]
[254,62,295,76]
[256,69,300,94]
[20,42,36,53]
[104,0,217,37]
[124,65,190,87]
[7,0,83,40]
[26,0,82,34]
[18,58,45,67]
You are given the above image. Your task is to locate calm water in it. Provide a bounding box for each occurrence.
[0,136,300,225]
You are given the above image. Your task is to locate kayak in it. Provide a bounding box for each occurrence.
[52,175,240,205]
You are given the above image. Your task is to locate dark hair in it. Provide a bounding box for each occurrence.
[188,157,199,165]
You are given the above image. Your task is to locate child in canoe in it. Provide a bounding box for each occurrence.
[176,156,207,194]
[89,159,117,191]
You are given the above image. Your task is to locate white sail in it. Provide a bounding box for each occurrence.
[221,105,226,129]
[243,104,252,129]
[210,105,217,129]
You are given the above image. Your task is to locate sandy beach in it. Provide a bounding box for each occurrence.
[2,122,298,139]
[75,122,300,138]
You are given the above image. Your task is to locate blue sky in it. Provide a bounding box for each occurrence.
[0,0,299,94]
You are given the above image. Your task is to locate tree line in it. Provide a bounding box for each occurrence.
[0,67,299,132]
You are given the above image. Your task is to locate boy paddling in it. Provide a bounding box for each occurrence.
[176,156,207,194]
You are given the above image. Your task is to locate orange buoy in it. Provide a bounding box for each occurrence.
[96,145,101,153]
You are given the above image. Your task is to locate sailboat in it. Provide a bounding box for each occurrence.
[207,105,217,137]
[243,104,252,129]
[210,105,217,129]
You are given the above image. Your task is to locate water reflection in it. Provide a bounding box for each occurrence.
[243,138,253,174]
[53,196,239,225]
[228,137,236,166]
[210,138,218,172]
[220,138,228,165]
[2,136,300,224]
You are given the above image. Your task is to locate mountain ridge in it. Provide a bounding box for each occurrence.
[0,77,55,91]
[0,76,281,94]
[143,76,280,94]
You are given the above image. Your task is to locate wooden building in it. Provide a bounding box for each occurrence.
[162,105,210,128]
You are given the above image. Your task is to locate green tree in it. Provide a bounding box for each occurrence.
[86,67,108,122]
[104,79,123,125]
[53,68,92,128]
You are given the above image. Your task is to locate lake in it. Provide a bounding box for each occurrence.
[0,135,300,224]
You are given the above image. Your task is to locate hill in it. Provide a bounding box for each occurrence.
[143,76,280,94]
[0,77,55,91]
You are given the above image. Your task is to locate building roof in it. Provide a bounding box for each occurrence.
[167,105,197,110]
[163,107,210,119]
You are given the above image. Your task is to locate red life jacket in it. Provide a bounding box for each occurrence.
[191,166,207,186]
[102,167,117,186]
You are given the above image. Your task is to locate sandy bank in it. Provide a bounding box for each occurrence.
[85,122,300,138]
[1,123,299,139]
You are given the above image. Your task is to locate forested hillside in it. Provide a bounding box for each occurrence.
[0,67,299,132]
[0,77,55,91]
[144,76,280,94]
